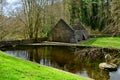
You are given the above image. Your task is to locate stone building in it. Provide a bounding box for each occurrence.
[48,19,88,43]
[73,22,88,42]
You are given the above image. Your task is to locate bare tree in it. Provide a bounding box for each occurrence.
[22,0,44,40]
[111,0,120,36]
[103,0,120,36]
[0,0,8,40]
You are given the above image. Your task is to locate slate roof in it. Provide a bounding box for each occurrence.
[53,19,74,32]
[72,22,86,30]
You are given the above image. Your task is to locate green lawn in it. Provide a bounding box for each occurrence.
[0,51,88,80]
[81,37,120,49]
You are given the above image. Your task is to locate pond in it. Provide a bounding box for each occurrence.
[1,46,120,80]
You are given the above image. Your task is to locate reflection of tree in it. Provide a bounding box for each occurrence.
[9,46,120,80]
[42,47,52,66]
[74,48,105,76]
[81,60,109,80]
[50,47,75,69]
[72,55,110,80]
[27,46,52,65]
[28,49,34,61]
[74,47,120,80]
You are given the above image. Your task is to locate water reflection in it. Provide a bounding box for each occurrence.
[110,67,120,80]
[2,46,120,80]
[5,50,28,60]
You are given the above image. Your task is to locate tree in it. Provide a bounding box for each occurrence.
[68,0,112,32]
[111,0,120,36]
[103,0,120,36]
[68,0,80,26]
[21,0,44,40]
[0,0,8,40]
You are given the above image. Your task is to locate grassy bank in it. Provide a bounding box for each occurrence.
[0,51,90,80]
[81,37,120,49]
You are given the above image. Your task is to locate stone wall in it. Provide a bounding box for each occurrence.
[0,37,47,47]
[48,19,75,43]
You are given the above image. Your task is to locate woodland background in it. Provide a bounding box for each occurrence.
[0,0,120,40]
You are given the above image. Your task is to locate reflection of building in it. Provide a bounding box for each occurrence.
[5,46,119,80]
[48,19,89,43]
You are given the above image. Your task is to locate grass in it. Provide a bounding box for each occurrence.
[81,37,120,49]
[0,51,88,80]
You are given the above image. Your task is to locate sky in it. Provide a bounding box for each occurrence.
[7,0,18,4]
[3,0,22,16]
[6,0,21,9]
